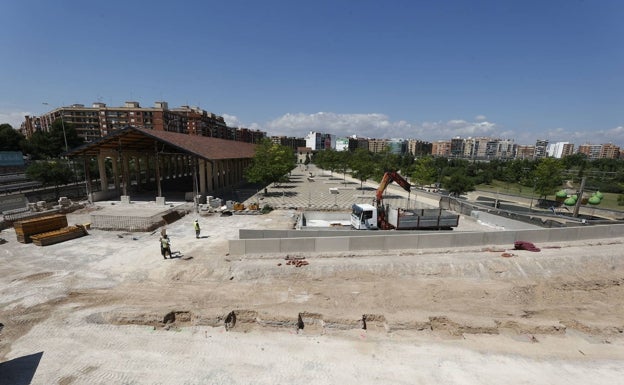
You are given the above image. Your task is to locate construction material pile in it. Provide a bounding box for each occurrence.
[13,214,88,245]
[30,225,88,246]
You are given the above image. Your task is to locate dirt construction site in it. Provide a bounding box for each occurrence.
[1,170,624,384]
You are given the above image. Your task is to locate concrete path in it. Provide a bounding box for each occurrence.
[242,164,433,211]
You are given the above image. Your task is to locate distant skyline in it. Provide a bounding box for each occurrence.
[1,0,623,146]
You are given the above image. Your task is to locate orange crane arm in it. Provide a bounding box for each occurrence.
[375,171,411,202]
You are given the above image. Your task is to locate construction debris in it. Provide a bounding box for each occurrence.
[514,241,541,252]
[284,256,309,267]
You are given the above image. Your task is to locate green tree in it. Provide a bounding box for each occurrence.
[410,156,438,187]
[533,158,564,198]
[444,171,475,197]
[349,148,375,190]
[244,139,296,191]
[373,147,401,178]
[48,119,83,153]
[0,124,26,151]
[24,119,84,159]
[320,149,340,175]
[25,160,73,199]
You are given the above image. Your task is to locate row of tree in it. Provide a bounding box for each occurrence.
[312,148,624,198]
[1,122,84,196]
[0,121,83,159]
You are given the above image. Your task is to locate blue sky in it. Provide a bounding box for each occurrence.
[2,0,623,147]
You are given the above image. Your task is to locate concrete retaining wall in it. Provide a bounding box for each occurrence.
[228,223,624,255]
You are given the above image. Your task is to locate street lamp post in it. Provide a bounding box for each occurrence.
[529,178,537,212]
[42,102,68,152]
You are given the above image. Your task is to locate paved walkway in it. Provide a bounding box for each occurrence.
[241,164,434,211]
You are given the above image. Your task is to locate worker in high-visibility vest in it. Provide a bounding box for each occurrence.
[194,219,201,239]
[160,235,172,259]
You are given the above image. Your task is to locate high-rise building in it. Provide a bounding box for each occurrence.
[515,145,535,159]
[599,143,621,159]
[547,142,575,158]
[407,139,432,157]
[367,138,388,154]
[577,144,602,159]
[450,137,465,158]
[495,139,516,159]
[431,140,451,157]
[534,139,549,159]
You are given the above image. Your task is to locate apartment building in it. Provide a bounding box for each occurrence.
[407,139,432,157]
[515,145,535,159]
[22,101,265,144]
[577,144,602,159]
[367,138,388,154]
[271,136,307,150]
[547,142,575,158]
[450,137,465,158]
[495,139,516,159]
[431,140,451,157]
[599,143,621,159]
[534,139,549,159]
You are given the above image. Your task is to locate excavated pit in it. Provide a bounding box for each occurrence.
[86,309,624,339]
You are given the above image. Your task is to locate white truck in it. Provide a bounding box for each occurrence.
[350,203,378,230]
[351,171,459,230]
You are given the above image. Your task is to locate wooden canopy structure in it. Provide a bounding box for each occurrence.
[66,126,257,202]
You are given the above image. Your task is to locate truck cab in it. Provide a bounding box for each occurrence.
[351,203,378,230]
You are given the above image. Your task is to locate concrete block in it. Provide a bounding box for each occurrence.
[448,232,487,247]
[280,238,315,253]
[417,233,452,249]
[385,234,420,250]
[120,195,131,204]
[244,239,281,254]
[315,236,350,252]
[155,196,166,206]
[349,235,386,251]
[513,229,546,243]
[585,224,617,239]
[611,224,624,237]
[545,227,574,242]
[482,231,516,246]
[228,240,246,256]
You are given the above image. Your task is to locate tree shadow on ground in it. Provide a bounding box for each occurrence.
[261,191,299,198]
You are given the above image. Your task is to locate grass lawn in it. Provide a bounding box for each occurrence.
[476,180,624,211]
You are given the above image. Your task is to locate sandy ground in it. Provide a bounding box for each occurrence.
[1,205,624,384]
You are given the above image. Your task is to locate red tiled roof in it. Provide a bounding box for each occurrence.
[66,126,257,161]
[136,128,257,160]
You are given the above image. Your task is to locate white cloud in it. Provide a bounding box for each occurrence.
[222,113,242,128]
[231,111,624,147]
[240,112,500,142]
[0,110,29,129]
[545,126,624,146]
